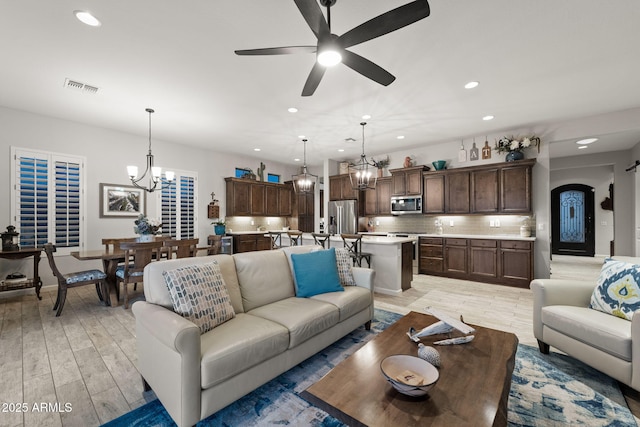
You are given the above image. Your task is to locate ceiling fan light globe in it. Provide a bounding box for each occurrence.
[317,50,342,67]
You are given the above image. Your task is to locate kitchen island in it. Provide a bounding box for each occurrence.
[280,233,415,295]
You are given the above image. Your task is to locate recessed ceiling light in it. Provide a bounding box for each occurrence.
[254,148,261,152]
[576,138,598,145]
[338,148,345,152]
[74,10,101,27]
[298,135,305,139]
[294,158,301,162]
[578,146,588,150]
[397,135,405,140]
[464,81,479,89]
[482,115,494,121]
[288,107,298,113]
[362,114,371,120]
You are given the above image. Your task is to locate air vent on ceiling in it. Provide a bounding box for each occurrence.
[64,78,99,94]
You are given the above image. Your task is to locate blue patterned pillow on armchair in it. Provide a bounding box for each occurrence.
[590,259,640,320]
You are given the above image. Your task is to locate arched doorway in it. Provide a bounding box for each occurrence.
[551,184,595,257]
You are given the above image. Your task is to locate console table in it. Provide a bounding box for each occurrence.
[0,248,43,299]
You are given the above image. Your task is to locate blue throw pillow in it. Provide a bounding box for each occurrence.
[290,248,344,297]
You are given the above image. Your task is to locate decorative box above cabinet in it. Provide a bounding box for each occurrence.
[225,177,292,217]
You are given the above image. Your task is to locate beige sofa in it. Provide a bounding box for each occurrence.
[531,256,640,391]
[132,246,374,427]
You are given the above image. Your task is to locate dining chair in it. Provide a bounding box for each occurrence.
[311,232,331,249]
[340,234,372,268]
[267,231,283,250]
[43,243,108,317]
[287,231,303,246]
[102,237,137,252]
[163,238,199,258]
[116,241,164,308]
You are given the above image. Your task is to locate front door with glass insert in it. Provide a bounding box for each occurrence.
[551,184,595,256]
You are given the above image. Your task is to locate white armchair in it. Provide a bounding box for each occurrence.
[531,277,640,390]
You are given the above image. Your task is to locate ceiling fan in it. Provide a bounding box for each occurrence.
[234,0,431,96]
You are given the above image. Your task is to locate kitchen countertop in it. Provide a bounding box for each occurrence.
[362,232,535,241]
[227,230,535,241]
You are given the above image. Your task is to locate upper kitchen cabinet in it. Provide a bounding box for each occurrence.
[364,177,392,216]
[390,165,426,196]
[421,159,535,215]
[329,174,360,201]
[445,171,471,214]
[225,178,292,217]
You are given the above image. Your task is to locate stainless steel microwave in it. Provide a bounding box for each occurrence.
[390,196,422,215]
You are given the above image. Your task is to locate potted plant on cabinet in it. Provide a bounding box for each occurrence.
[212,219,226,235]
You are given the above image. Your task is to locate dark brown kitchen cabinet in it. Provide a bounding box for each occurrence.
[469,239,498,280]
[286,181,314,232]
[225,178,292,217]
[499,240,534,287]
[390,166,426,196]
[364,177,392,216]
[418,236,533,288]
[423,175,445,214]
[329,174,360,201]
[419,237,443,274]
[233,233,271,253]
[444,238,467,276]
[501,164,532,213]
[471,168,499,213]
[445,171,471,214]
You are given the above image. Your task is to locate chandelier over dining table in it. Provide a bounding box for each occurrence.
[126,108,174,193]
[349,122,377,191]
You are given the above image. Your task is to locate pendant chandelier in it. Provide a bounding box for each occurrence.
[127,108,174,193]
[349,122,377,191]
[292,138,317,193]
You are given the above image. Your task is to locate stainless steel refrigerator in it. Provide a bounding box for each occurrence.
[328,200,358,235]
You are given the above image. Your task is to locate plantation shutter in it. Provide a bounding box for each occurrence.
[160,170,197,239]
[12,148,85,250]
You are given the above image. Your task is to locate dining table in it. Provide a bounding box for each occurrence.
[71,249,126,307]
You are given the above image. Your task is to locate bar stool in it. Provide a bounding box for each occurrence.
[267,231,283,250]
[340,233,372,268]
[287,231,303,246]
[312,233,331,249]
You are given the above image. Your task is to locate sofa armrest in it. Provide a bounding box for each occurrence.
[132,301,202,427]
[530,279,596,341]
[631,312,640,389]
[352,267,374,291]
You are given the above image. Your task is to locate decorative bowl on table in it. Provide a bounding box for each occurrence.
[380,354,439,396]
[432,160,446,170]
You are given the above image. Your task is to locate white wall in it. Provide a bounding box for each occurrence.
[0,107,299,285]
[632,142,640,255]
[550,166,615,256]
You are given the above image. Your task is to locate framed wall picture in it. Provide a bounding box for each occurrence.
[99,183,147,217]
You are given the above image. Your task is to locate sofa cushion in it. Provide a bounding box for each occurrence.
[335,248,357,286]
[311,286,372,322]
[248,297,339,348]
[542,305,632,361]
[233,250,295,312]
[163,262,235,334]
[590,259,640,320]
[281,245,322,293]
[200,313,289,389]
[144,254,244,314]
[291,248,343,297]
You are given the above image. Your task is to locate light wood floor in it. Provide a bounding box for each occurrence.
[0,255,620,426]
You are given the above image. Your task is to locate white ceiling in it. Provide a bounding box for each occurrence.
[2,0,640,166]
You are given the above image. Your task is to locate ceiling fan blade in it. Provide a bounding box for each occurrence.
[339,0,430,49]
[341,49,395,87]
[294,0,330,40]
[301,62,327,96]
[235,46,317,56]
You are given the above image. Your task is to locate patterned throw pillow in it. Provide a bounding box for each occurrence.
[335,247,356,286]
[163,262,235,334]
[590,259,640,321]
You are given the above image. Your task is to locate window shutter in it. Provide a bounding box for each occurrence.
[16,154,49,248]
[161,180,177,237]
[180,175,195,239]
[54,159,81,247]
[160,171,197,239]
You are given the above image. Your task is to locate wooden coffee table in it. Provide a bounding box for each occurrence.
[301,311,518,427]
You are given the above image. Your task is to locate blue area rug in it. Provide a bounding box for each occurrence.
[104,309,636,427]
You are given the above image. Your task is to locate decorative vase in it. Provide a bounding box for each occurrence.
[214,225,226,235]
[377,168,383,178]
[137,234,154,242]
[505,151,524,162]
